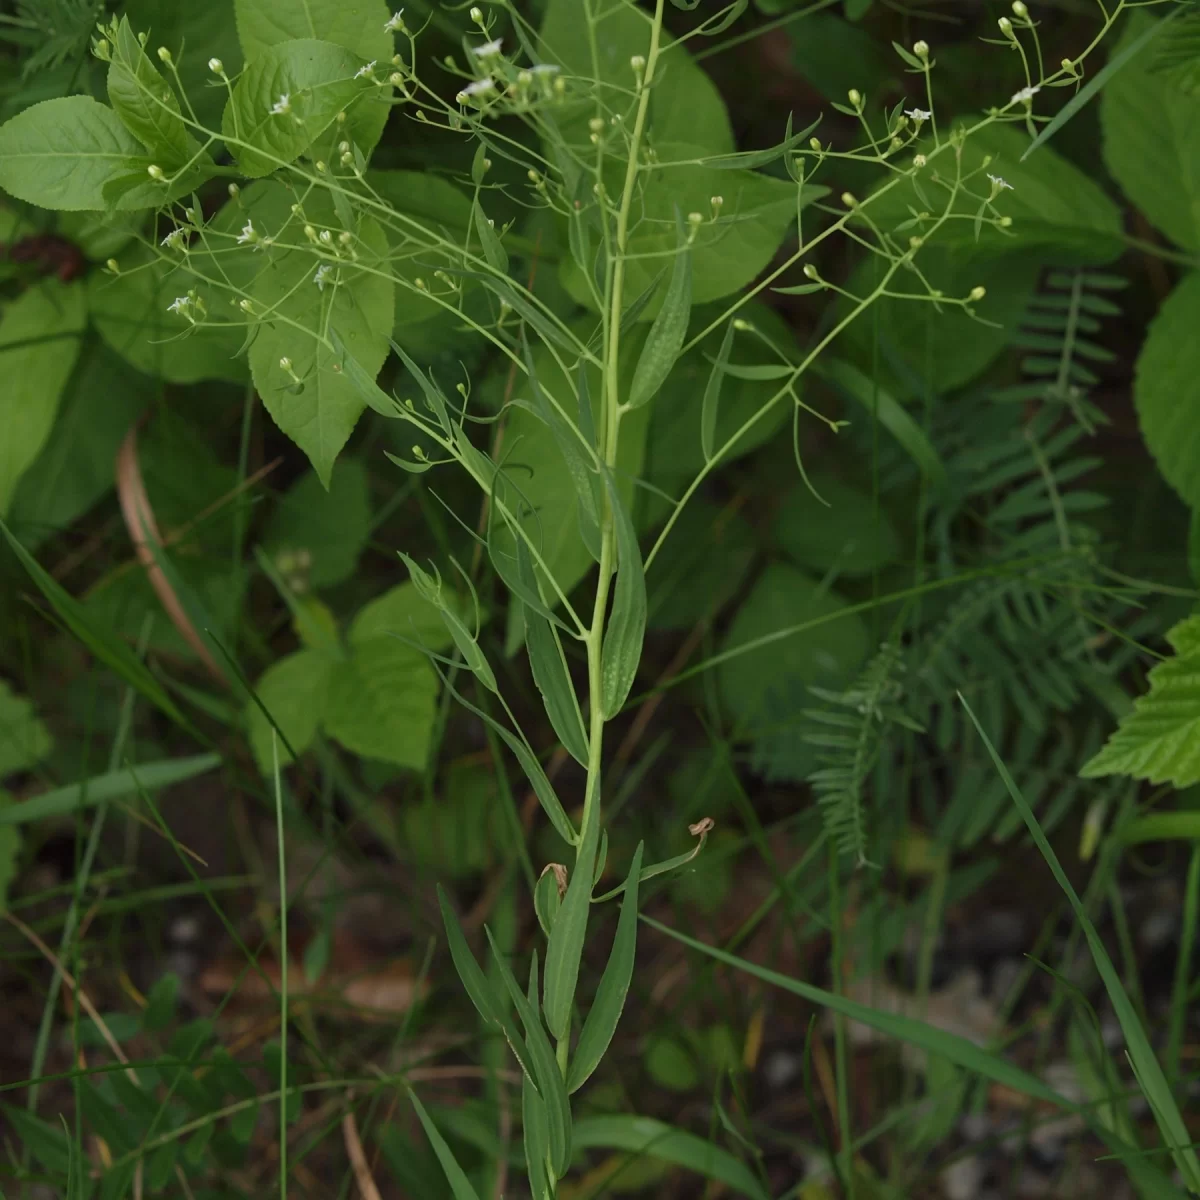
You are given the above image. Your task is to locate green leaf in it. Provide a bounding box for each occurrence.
[0,1105,71,1176]
[262,460,372,589]
[438,886,502,1025]
[222,39,372,177]
[571,1114,768,1200]
[966,697,1200,1192]
[244,184,394,485]
[324,636,437,768]
[773,474,900,578]
[247,649,332,771]
[523,1071,554,1200]
[0,280,86,517]
[0,754,221,826]
[1081,615,1200,788]
[568,842,644,1093]
[0,681,51,780]
[629,222,692,408]
[864,121,1123,264]
[7,339,151,550]
[544,800,599,1041]
[107,16,194,168]
[88,247,248,385]
[534,867,564,937]
[142,973,181,1033]
[408,1089,483,1200]
[473,198,509,275]
[1100,10,1200,251]
[0,519,192,731]
[0,96,171,212]
[486,931,572,1177]
[233,0,393,157]
[718,563,869,732]
[701,320,735,463]
[1133,270,1200,507]
[600,471,647,718]
[526,603,589,767]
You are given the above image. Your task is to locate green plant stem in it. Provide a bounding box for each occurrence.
[1168,843,1200,1091]
[272,732,288,1200]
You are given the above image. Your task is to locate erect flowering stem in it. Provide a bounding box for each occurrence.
[556,0,667,1080]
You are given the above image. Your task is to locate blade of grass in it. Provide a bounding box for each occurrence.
[272,730,288,1200]
[960,694,1200,1191]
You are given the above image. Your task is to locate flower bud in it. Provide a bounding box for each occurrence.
[913,40,929,59]
[631,54,646,74]
[1012,0,1028,16]
[589,116,604,133]
[279,356,292,371]
[733,318,752,332]
[106,258,120,274]
[998,16,1013,36]
[157,46,173,65]
[841,191,857,208]
[209,57,225,75]
[913,153,927,168]
[469,6,483,23]
[809,136,821,151]
[228,182,240,200]
[968,285,986,301]
[848,88,862,109]
[147,164,166,181]
[93,37,110,61]
[803,264,819,280]
[1061,57,1074,72]
[687,211,703,226]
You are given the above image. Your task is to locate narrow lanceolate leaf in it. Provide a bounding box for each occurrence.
[523,953,555,1200]
[627,219,692,409]
[438,888,542,1088]
[600,471,647,718]
[1081,615,1200,787]
[543,799,600,1041]
[526,608,589,766]
[473,199,509,274]
[568,842,644,1093]
[701,321,735,463]
[486,930,572,1177]
[965,696,1200,1192]
[408,1090,483,1200]
[438,886,500,1026]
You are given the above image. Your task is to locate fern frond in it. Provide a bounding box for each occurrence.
[802,642,917,866]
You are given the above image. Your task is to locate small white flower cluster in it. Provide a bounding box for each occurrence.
[384,9,405,33]
[313,263,336,291]
[1010,84,1040,104]
[905,107,931,122]
[160,227,187,252]
[988,172,1014,191]
[270,93,291,115]
[166,289,206,323]
[355,61,376,80]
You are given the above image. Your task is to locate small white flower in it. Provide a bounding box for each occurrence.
[354,61,376,79]
[905,108,931,121]
[384,9,404,32]
[988,172,1014,191]
[530,63,560,76]
[161,228,186,251]
[313,263,334,290]
[472,38,503,58]
[237,220,256,245]
[457,77,496,103]
[208,57,224,75]
[1010,84,1040,104]
[167,296,189,315]
[270,93,291,115]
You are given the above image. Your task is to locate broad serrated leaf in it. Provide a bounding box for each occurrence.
[628,221,691,409]
[107,16,194,168]
[0,96,168,211]
[568,842,643,1093]
[222,39,372,176]
[600,471,646,717]
[544,799,599,1040]
[0,280,86,517]
[1081,615,1200,787]
[247,186,394,485]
